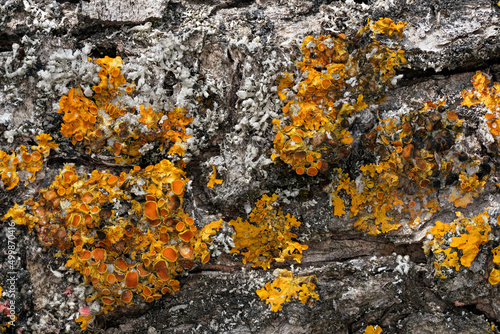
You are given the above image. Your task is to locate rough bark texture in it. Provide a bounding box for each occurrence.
[2,0,500,333]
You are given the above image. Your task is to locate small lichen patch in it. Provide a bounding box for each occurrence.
[207,165,223,188]
[488,245,500,285]
[363,324,383,334]
[256,269,318,312]
[462,71,500,152]
[423,211,491,278]
[0,133,58,190]
[229,194,308,270]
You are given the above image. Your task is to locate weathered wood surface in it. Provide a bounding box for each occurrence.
[2,0,500,333]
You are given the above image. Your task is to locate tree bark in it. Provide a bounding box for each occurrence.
[1,0,500,333]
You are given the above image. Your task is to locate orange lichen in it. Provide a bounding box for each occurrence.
[162,247,178,262]
[448,172,486,208]
[256,269,319,312]
[272,21,482,238]
[171,180,184,195]
[144,201,159,220]
[57,56,192,164]
[0,134,58,190]
[3,159,221,329]
[125,271,139,289]
[488,246,500,285]
[370,17,407,38]
[364,325,383,334]
[121,290,133,303]
[229,194,308,270]
[179,230,194,242]
[461,71,500,151]
[272,18,406,175]
[325,100,473,235]
[207,165,223,188]
[423,211,490,278]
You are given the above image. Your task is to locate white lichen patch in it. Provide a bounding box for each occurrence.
[394,254,411,275]
[122,31,199,112]
[37,44,98,96]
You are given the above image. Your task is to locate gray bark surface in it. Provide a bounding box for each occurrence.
[1,0,500,333]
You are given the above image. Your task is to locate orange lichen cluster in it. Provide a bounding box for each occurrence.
[448,172,486,208]
[255,269,318,312]
[0,134,58,190]
[57,56,192,163]
[327,101,467,235]
[271,18,406,176]
[462,71,500,150]
[423,211,490,278]
[229,194,308,270]
[370,17,406,38]
[327,168,402,235]
[3,160,222,329]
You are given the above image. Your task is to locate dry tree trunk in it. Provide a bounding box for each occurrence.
[1,0,500,333]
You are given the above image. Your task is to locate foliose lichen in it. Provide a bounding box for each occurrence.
[423,211,490,279]
[0,134,58,190]
[271,18,406,177]
[255,268,318,312]
[229,193,308,270]
[325,100,475,235]
[4,160,222,329]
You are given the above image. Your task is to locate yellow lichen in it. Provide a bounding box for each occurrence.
[364,325,383,334]
[256,269,319,312]
[462,71,500,151]
[488,245,500,285]
[199,219,223,242]
[448,172,486,208]
[325,99,479,235]
[0,134,58,190]
[229,194,308,270]
[207,165,223,188]
[370,17,407,38]
[423,211,490,278]
[274,22,486,238]
[489,268,500,285]
[75,315,92,331]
